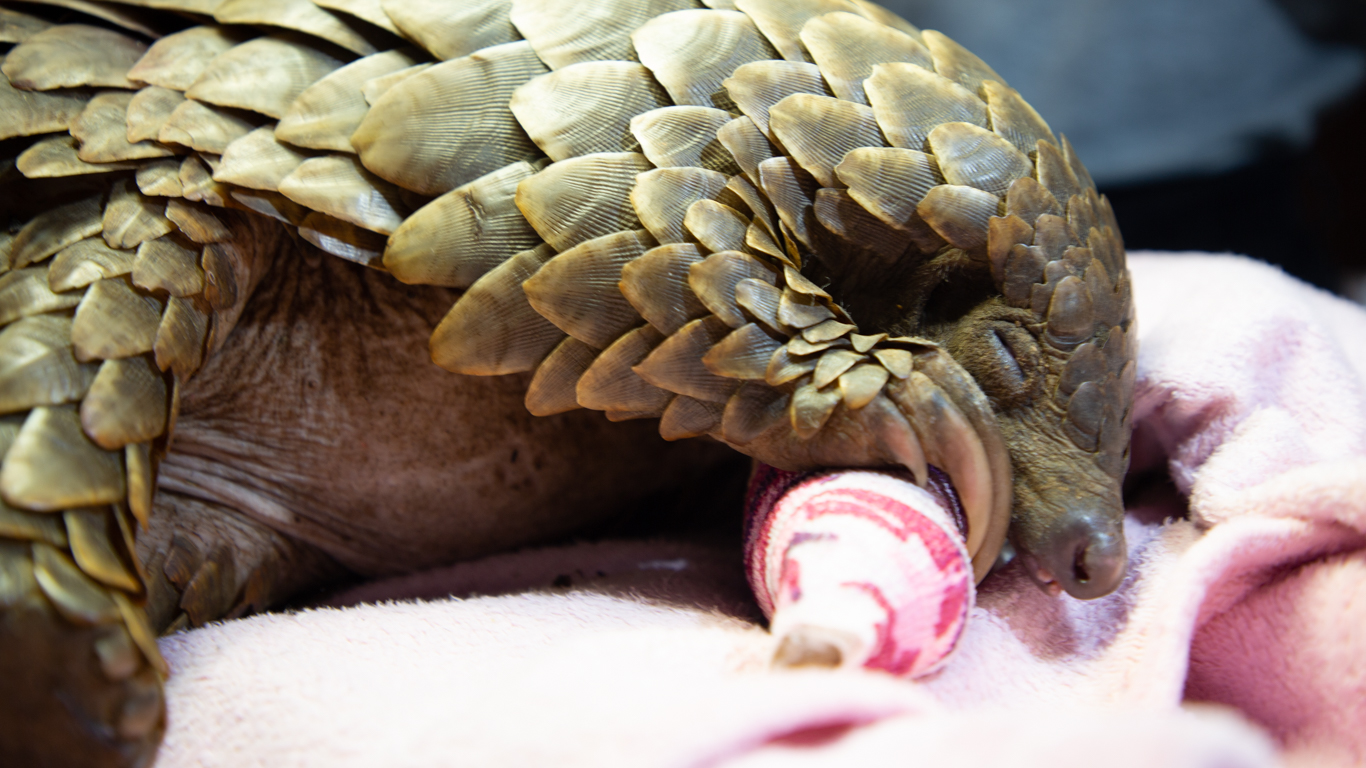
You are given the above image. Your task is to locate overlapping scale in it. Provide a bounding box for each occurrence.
[1034,139,1082,205]
[630,166,731,245]
[511,0,699,70]
[164,199,230,244]
[125,26,248,92]
[70,91,176,164]
[660,395,724,440]
[101,180,172,251]
[0,405,124,510]
[212,0,378,56]
[916,184,999,251]
[9,194,104,270]
[381,0,517,60]
[632,9,777,110]
[798,11,930,104]
[157,99,259,154]
[384,159,544,287]
[1061,135,1095,191]
[185,36,346,120]
[576,326,672,414]
[734,277,782,330]
[756,156,820,248]
[353,41,546,196]
[525,336,597,416]
[838,362,888,408]
[153,296,208,378]
[619,243,709,335]
[277,154,408,235]
[864,62,986,151]
[275,49,420,153]
[214,126,312,191]
[768,92,885,187]
[986,214,1033,284]
[178,154,234,207]
[634,315,738,403]
[32,541,121,624]
[1004,175,1062,226]
[684,199,750,254]
[2,24,146,90]
[0,6,53,43]
[430,245,564,375]
[788,380,841,437]
[702,322,781,379]
[297,211,386,267]
[981,80,1053,157]
[516,152,651,251]
[0,77,92,141]
[360,63,430,105]
[511,61,670,162]
[16,0,169,36]
[723,59,829,141]
[0,271,25,324]
[125,86,186,143]
[522,230,654,348]
[315,0,404,36]
[131,237,204,298]
[688,249,778,328]
[64,506,139,595]
[812,188,910,265]
[79,356,167,450]
[733,0,859,63]
[921,29,1003,93]
[927,121,1032,197]
[48,238,138,292]
[16,136,139,178]
[715,117,776,182]
[834,146,941,228]
[0,316,96,414]
[630,106,740,173]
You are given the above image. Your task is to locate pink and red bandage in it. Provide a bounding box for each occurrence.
[744,464,976,678]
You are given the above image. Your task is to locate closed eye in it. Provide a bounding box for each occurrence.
[988,326,1027,390]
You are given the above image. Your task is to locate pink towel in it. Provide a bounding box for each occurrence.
[153,253,1366,768]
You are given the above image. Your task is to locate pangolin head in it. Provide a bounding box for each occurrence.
[721,157,1137,599]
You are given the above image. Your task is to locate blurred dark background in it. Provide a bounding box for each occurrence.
[885,0,1366,304]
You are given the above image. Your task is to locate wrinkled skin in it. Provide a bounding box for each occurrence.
[148,236,743,621]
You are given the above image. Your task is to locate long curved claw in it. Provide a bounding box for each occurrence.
[887,350,1014,582]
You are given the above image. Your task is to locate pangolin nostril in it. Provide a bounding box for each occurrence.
[1072,543,1092,584]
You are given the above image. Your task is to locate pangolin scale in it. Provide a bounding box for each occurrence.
[0,0,1136,764]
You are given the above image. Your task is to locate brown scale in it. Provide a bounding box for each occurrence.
[0,1,1137,766]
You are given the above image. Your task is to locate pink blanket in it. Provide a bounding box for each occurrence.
[153,253,1366,768]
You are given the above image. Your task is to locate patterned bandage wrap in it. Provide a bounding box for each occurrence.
[745,465,973,677]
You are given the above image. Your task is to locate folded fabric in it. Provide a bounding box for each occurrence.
[153,253,1366,767]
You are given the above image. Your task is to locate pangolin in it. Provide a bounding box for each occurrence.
[0,0,1136,764]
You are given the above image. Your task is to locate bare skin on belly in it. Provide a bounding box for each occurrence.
[139,239,736,631]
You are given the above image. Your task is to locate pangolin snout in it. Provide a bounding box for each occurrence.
[1033,507,1127,599]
